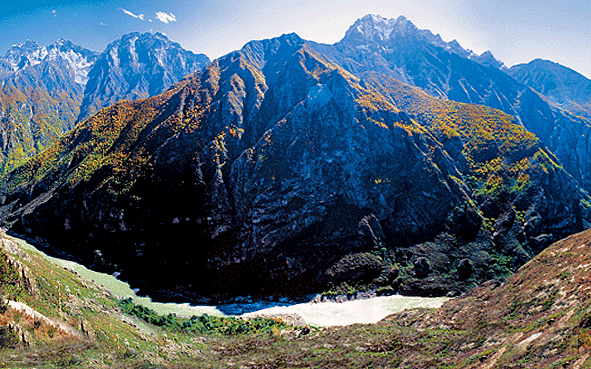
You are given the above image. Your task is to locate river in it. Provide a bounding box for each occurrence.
[11,236,448,327]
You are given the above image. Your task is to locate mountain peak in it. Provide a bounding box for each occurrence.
[468,50,505,69]
[239,32,306,69]
[341,14,470,55]
[11,40,41,51]
[508,58,591,117]
[78,31,210,121]
[343,14,409,45]
[1,39,98,77]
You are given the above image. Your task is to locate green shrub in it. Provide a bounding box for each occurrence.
[117,298,290,336]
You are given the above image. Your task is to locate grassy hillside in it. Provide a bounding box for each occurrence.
[0,233,295,368]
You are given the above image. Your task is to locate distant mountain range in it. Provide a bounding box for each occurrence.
[509,58,591,118]
[0,39,97,83]
[78,32,210,122]
[312,14,591,193]
[0,34,209,175]
[0,21,589,302]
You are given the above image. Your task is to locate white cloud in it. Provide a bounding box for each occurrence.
[120,8,145,21]
[51,9,57,17]
[155,11,176,24]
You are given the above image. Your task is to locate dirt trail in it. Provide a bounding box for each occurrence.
[7,301,83,338]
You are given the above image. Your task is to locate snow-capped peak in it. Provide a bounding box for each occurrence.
[1,39,98,84]
[341,14,496,63]
[347,14,415,43]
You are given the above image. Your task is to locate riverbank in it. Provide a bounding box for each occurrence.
[9,235,448,327]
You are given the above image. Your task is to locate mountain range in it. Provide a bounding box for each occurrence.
[0,16,589,302]
[313,15,591,193]
[0,34,209,176]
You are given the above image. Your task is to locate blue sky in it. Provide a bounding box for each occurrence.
[1,0,590,78]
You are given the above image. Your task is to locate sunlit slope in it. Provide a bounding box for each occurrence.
[0,232,205,367]
[0,65,85,176]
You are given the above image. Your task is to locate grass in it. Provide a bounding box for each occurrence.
[3,230,591,367]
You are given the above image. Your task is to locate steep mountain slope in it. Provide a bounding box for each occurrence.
[0,33,588,301]
[312,15,591,193]
[77,32,210,122]
[0,40,99,176]
[509,58,591,118]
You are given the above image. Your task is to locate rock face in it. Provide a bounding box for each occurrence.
[77,32,210,122]
[1,32,588,301]
[312,15,591,193]
[0,40,99,175]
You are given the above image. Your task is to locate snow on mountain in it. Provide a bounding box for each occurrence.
[1,39,98,85]
[341,14,504,69]
[77,32,210,121]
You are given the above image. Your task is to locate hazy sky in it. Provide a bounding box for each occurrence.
[1,0,589,78]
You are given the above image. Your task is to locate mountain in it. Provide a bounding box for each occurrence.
[509,58,591,118]
[0,39,97,84]
[312,15,591,193]
[0,40,99,175]
[312,15,506,88]
[0,32,588,302]
[77,32,210,122]
[0,34,209,176]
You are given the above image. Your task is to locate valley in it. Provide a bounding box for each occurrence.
[2,225,591,367]
[0,10,590,368]
[11,234,448,327]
